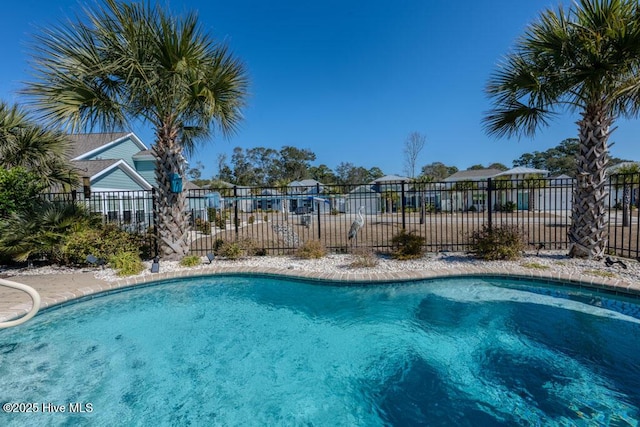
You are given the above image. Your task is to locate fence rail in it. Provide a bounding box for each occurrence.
[43,173,640,259]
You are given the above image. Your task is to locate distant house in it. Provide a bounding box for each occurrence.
[442,167,550,211]
[346,184,380,214]
[288,179,330,213]
[344,175,410,214]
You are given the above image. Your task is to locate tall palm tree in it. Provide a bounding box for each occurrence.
[485,0,640,258]
[0,102,75,189]
[23,0,248,260]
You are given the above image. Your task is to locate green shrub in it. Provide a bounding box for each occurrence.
[248,215,255,224]
[499,201,517,212]
[467,205,477,212]
[0,167,45,218]
[180,255,201,267]
[469,225,526,260]
[390,230,425,260]
[194,218,211,234]
[263,215,269,222]
[63,224,142,265]
[109,251,144,276]
[0,200,98,263]
[218,242,243,259]
[218,238,257,259]
[296,240,327,259]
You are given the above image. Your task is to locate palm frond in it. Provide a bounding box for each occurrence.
[484,0,640,138]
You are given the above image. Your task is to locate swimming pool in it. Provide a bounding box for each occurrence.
[1,275,639,425]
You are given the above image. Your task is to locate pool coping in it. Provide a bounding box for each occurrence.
[1,265,639,323]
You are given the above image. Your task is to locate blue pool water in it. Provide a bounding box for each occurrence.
[1,275,640,426]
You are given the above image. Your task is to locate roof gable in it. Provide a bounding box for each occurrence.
[72,159,152,190]
[70,132,148,160]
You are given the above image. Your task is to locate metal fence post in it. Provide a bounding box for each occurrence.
[316,182,321,239]
[487,178,493,232]
[152,188,159,258]
[401,181,406,230]
[233,186,239,235]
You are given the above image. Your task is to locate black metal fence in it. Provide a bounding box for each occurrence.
[43,173,640,259]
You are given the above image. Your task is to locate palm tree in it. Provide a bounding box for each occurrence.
[0,102,76,189]
[485,0,640,258]
[23,0,248,260]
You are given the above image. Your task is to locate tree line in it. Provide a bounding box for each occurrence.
[190,137,632,187]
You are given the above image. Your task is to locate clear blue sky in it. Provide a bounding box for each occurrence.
[2,0,640,178]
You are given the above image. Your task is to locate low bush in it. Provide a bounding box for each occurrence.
[218,242,243,259]
[194,218,211,234]
[180,255,201,267]
[63,224,142,265]
[498,201,517,212]
[296,240,327,259]
[468,225,526,260]
[218,238,257,259]
[349,249,378,268]
[248,215,255,224]
[390,230,425,260]
[211,210,228,229]
[109,251,144,276]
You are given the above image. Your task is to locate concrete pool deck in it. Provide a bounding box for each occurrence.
[1,252,639,323]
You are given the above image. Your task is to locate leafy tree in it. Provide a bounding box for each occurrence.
[0,167,45,218]
[403,131,426,178]
[466,163,508,171]
[216,153,234,182]
[368,167,385,181]
[513,138,628,176]
[484,0,640,259]
[247,147,279,185]
[187,160,204,181]
[488,163,509,171]
[336,162,372,186]
[230,148,256,186]
[467,164,486,170]
[419,162,458,181]
[23,0,248,260]
[308,164,337,184]
[274,146,316,183]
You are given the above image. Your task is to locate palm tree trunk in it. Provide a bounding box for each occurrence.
[153,123,189,260]
[568,107,611,259]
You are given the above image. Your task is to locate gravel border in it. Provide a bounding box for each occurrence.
[3,250,638,286]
